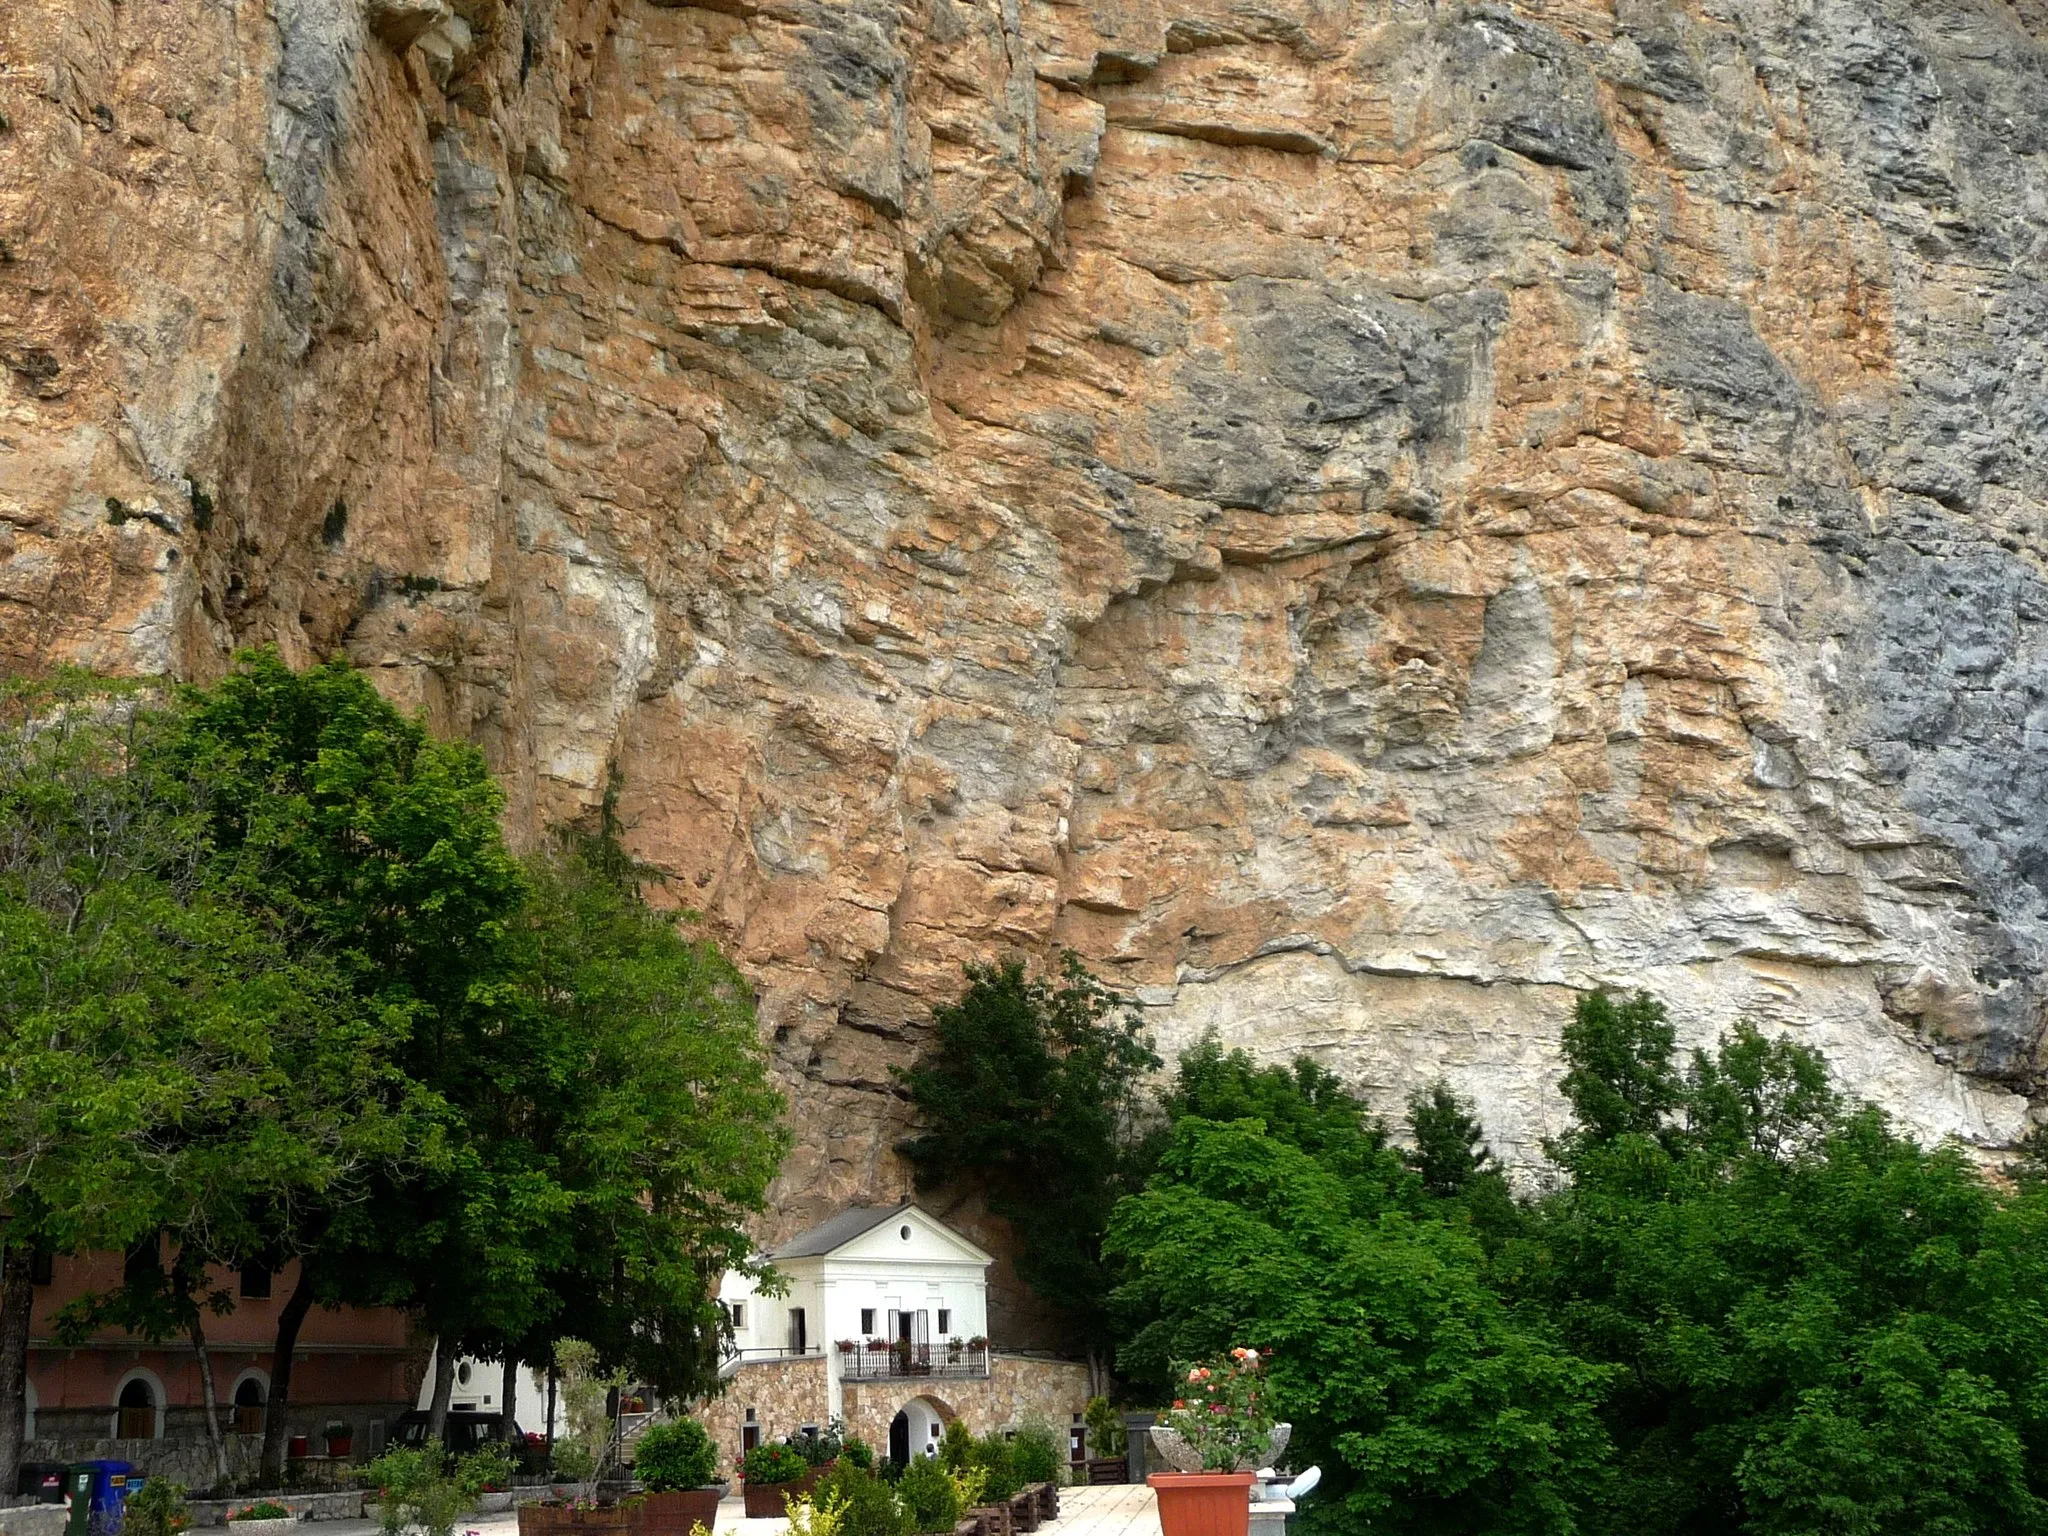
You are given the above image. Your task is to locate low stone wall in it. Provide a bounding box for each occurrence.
[840,1356,1090,1458]
[22,1436,263,1488]
[187,1493,364,1527]
[0,1508,67,1536]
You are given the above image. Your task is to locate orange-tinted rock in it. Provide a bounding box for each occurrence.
[4,0,2045,1307]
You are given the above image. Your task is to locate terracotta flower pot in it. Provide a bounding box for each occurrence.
[742,1481,798,1519]
[631,1490,721,1536]
[1148,1473,1255,1536]
[519,1504,635,1536]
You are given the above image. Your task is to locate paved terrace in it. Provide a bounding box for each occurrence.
[287,1482,1165,1536]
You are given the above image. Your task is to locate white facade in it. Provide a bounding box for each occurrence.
[718,1203,994,1425]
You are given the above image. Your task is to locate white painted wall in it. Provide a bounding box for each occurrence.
[717,1206,995,1424]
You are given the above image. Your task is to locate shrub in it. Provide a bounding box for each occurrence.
[936,1421,975,1473]
[636,1419,720,1491]
[1083,1398,1124,1460]
[784,1493,846,1536]
[840,1435,875,1471]
[895,1456,961,1534]
[791,1421,845,1467]
[743,1442,808,1485]
[230,1504,291,1523]
[549,1441,596,1481]
[126,1480,190,1536]
[971,1435,1019,1503]
[1007,1418,1061,1486]
[364,1448,480,1536]
[818,1462,907,1536]
[462,1443,518,1496]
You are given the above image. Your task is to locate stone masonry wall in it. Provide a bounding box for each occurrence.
[839,1356,1092,1455]
[696,1356,831,1474]
[696,1354,1088,1470]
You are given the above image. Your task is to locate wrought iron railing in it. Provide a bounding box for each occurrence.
[838,1343,990,1382]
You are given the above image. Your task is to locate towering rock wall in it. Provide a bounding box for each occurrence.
[4,0,2046,1224]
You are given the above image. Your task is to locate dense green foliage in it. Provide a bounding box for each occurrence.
[1006,1418,1063,1486]
[1106,1000,2048,1536]
[894,1454,962,1533]
[743,1443,808,1485]
[122,1479,189,1536]
[633,1418,720,1492]
[896,954,1158,1359]
[818,1461,910,1536]
[1082,1396,1125,1459]
[0,654,785,1486]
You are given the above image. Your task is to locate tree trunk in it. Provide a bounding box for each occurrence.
[501,1355,519,1441]
[260,1265,316,1486]
[425,1336,456,1445]
[545,1363,558,1459]
[0,1242,35,1498]
[192,1314,231,1489]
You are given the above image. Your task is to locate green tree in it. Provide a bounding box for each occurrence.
[491,834,787,1402]
[896,954,1158,1381]
[1523,1008,2048,1536]
[1108,1114,1614,1536]
[1553,991,1683,1155]
[1406,1080,1494,1198]
[0,671,401,1490]
[157,652,527,1477]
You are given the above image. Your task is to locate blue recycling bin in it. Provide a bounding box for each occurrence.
[71,1461,135,1536]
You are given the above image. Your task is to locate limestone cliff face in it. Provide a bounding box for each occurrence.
[4,0,2047,1220]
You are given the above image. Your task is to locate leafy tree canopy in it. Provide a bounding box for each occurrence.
[896,953,1158,1359]
[1105,992,2048,1536]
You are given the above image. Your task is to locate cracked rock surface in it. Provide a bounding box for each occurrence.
[5,0,2047,1278]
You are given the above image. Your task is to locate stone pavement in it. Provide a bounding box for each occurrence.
[295,1482,1162,1536]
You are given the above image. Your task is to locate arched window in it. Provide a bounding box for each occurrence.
[232,1372,268,1435]
[114,1373,162,1441]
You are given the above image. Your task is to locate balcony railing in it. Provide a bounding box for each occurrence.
[838,1342,991,1382]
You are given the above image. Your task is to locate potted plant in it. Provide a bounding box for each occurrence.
[629,1418,724,1535]
[835,1338,857,1354]
[1083,1397,1127,1485]
[965,1336,989,1352]
[1146,1350,1285,1536]
[740,1442,808,1518]
[226,1500,296,1536]
[946,1336,963,1363]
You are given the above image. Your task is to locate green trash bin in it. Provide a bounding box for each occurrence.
[61,1466,94,1536]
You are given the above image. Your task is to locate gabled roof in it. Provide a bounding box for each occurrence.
[769,1202,993,1264]
[771,1203,913,1259]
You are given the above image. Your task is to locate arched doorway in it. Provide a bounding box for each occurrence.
[231,1371,268,1435]
[113,1371,163,1440]
[892,1396,952,1464]
[888,1411,910,1466]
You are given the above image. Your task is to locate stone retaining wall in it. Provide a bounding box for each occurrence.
[696,1356,830,1472]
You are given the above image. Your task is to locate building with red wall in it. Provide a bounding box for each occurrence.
[22,1247,423,1481]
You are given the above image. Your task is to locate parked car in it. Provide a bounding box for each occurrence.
[390,1409,546,1469]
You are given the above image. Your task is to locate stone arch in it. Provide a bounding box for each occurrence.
[112,1367,166,1440]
